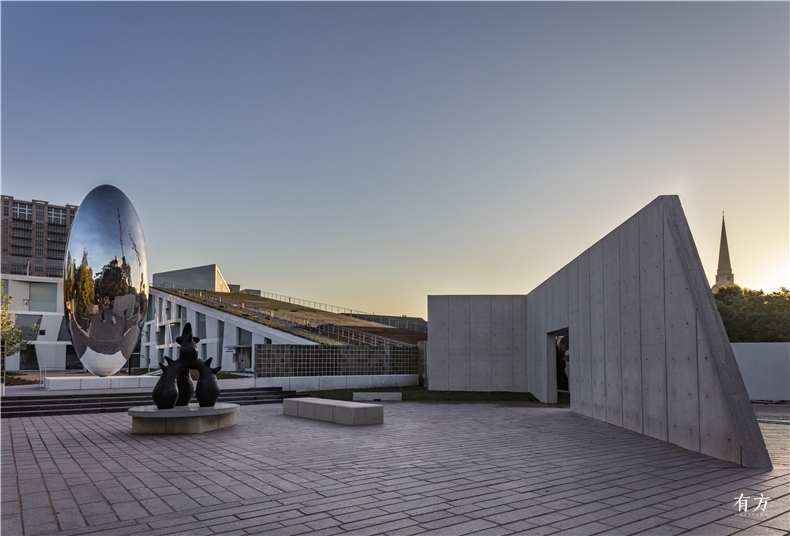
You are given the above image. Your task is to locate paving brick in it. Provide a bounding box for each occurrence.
[1,402,787,536]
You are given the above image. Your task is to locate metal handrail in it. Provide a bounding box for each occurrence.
[155,283,426,332]
[160,285,414,347]
[248,291,427,332]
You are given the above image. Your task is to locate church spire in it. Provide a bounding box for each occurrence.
[712,212,733,292]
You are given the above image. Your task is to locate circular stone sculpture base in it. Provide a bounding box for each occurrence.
[128,403,239,434]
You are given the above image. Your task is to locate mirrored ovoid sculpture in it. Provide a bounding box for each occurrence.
[64,185,148,376]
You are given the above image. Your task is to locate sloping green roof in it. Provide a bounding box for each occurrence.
[154,287,346,346]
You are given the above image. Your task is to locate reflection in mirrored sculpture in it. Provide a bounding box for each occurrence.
[64,185,148,376]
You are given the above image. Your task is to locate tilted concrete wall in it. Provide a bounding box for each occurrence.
[426,295,527,392]
[426,196,771,467]
[527,196,770,467]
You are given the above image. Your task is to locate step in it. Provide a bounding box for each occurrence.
[1,389,307,418]
[0,386,285,402]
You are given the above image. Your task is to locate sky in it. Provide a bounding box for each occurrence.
[2,2,788,319]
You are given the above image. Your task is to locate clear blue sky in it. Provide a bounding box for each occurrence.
[3,2,788,318]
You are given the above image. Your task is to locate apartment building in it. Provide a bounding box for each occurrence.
[1,196,78,278]
[1,196,79,371]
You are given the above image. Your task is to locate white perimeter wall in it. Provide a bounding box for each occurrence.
[732,342,790,401]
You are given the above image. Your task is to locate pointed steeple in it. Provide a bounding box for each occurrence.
[712,212,734,292]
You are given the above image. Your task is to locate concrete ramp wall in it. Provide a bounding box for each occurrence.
[527,196,771,467]
[426,295,527,392]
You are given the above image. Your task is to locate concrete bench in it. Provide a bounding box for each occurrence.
[283,397,383,425]
[353,392,402,402]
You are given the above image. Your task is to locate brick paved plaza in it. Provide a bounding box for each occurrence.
[2,401,788,535]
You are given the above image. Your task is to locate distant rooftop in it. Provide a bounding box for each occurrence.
[153,264,230,292]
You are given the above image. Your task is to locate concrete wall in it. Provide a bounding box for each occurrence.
[526,196,770,468]
[732,342,790,401]
[426,295,527,392]
[426,195,771,468]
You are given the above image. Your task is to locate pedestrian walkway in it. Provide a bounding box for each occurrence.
[1,402,788,535]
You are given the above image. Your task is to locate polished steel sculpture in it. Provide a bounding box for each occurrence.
[64,185,148,376]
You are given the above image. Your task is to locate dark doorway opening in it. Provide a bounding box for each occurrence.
[65,345,82,369]
[20,346,39,370]
[556,336,569,391]
[550,328,569,394]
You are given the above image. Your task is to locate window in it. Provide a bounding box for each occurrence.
[12,203,32,220]
[237,327,252,347]
[58,318,71,341]
[170,322,181,343]
[48,207,67,224]
[217,320,224,368]
[35,240,43,247]
[2,206,7,216]
[29,282,58,312]
[35,231,44,238]
[265,337,272,344]
[196,312,206,339]
[36,210,44,221]
[35,248,43,256]
[35,223,44,230]
[15,314,42,340]
[147,297,155,322]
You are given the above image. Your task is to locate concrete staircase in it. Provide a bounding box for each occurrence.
[0,387,306,419]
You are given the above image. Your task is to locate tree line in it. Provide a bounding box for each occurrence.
[715,285,790,342]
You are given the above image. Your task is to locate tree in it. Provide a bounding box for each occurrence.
[76,250,95,316]
[714,285,790,342]
[1,286,30,357]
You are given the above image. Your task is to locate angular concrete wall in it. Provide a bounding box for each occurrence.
[526,196,771,467]
[426,295,527,392]
[426,196,770,467]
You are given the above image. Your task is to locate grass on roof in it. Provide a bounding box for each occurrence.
[155,288,345,345]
